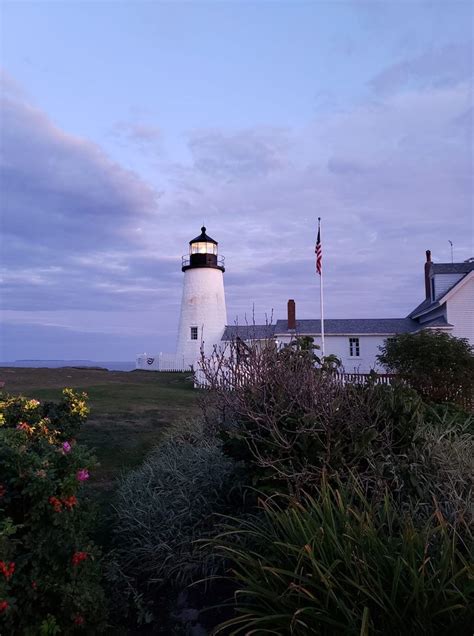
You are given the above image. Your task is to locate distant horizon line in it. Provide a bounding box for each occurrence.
[0,359,134,364]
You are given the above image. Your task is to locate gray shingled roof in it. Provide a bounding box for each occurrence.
[433,262,474,275]
[274,318,420,335]
[408,298,438,318]
[221,317,454,341]
[221,325,276,341]
[421,317,453,329]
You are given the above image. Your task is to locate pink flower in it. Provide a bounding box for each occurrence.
[62,441,72,453]
[76,468,89,482]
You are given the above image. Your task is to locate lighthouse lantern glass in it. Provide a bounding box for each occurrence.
[190,242,217,255]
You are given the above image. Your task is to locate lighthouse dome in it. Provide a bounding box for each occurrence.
[182,226,224,272]
[189,226,218,255]
[190,226,217,245]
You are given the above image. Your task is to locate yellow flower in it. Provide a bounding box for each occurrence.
[24,399,40,411]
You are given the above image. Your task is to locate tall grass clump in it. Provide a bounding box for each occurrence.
[213,478,474,636]
[109,420,246,623]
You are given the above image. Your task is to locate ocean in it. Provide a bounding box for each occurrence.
[1,360,136,372]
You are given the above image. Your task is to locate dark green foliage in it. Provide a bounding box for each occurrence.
[201,336,473,634]
[207,338,472,522]
[213,479,474,635]
[0,391,106,634]
[377,331,474,408]
[277,336,341,371]
[221,369,426,498]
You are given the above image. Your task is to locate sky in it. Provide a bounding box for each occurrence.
[0,0,473,361]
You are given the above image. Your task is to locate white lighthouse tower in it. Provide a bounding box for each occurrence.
[175,226,227,365]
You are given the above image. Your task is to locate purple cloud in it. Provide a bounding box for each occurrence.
[371,43,472,95]
[188,127,291,179]
[0,88,177,323]
[110,121,162,153]
[1,53,472,361]
[1,97,158,250]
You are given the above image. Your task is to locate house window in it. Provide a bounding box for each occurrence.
[349,337,360,357]
[190,326,198,340]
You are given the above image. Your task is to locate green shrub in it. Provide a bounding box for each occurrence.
[222,376,425,494]
[110,420,246,621]
[203,338,473,521]
[213,479,474,635]
[0,391,106,633]
[377,331,474,409]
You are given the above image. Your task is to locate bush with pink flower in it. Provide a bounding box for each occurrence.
[0,390,107,633]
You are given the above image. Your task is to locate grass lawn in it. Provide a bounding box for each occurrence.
[0,367,200,489]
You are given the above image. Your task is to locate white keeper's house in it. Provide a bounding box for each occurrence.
[136,230,474,374]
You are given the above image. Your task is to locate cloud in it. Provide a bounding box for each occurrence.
[370,43,472,95]
[0,85,177,325]
[0,68,27,100]
[149,78,471,326]
[1,96,159,251]
[188,127,291,179]
[1,54,472,360]
[0,252,178,312]
[327,157,367,175]
[110,121,162,153]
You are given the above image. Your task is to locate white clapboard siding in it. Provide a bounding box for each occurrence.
[446,276,474,344]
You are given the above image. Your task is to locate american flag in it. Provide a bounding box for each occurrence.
[315,222,322,275]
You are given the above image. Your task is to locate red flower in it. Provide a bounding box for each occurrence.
[49,496,63,512]
[0,484,5,498]
[0,561,15,580]
[63,495,78,509]
[73,614,85,626]
[72,551,89,566]
[16,421,33,433]
[0,600,8,613]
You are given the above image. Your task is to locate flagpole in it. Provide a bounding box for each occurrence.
[318,217,325,358]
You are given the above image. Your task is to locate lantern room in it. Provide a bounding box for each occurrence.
[182,226,225,272]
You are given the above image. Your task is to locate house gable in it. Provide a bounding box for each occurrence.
[445,271,474,343]
[409,261,474,321]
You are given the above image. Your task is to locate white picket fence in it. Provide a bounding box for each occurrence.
[194,368,398,389]
[335,372,397,386]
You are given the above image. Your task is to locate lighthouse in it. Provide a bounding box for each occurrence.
[175,226,227,364]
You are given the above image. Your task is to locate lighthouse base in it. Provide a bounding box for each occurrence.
[135,353,197,372]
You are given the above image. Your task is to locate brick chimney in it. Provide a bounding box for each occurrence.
[287,299,296,330]
[424,250,432,299]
